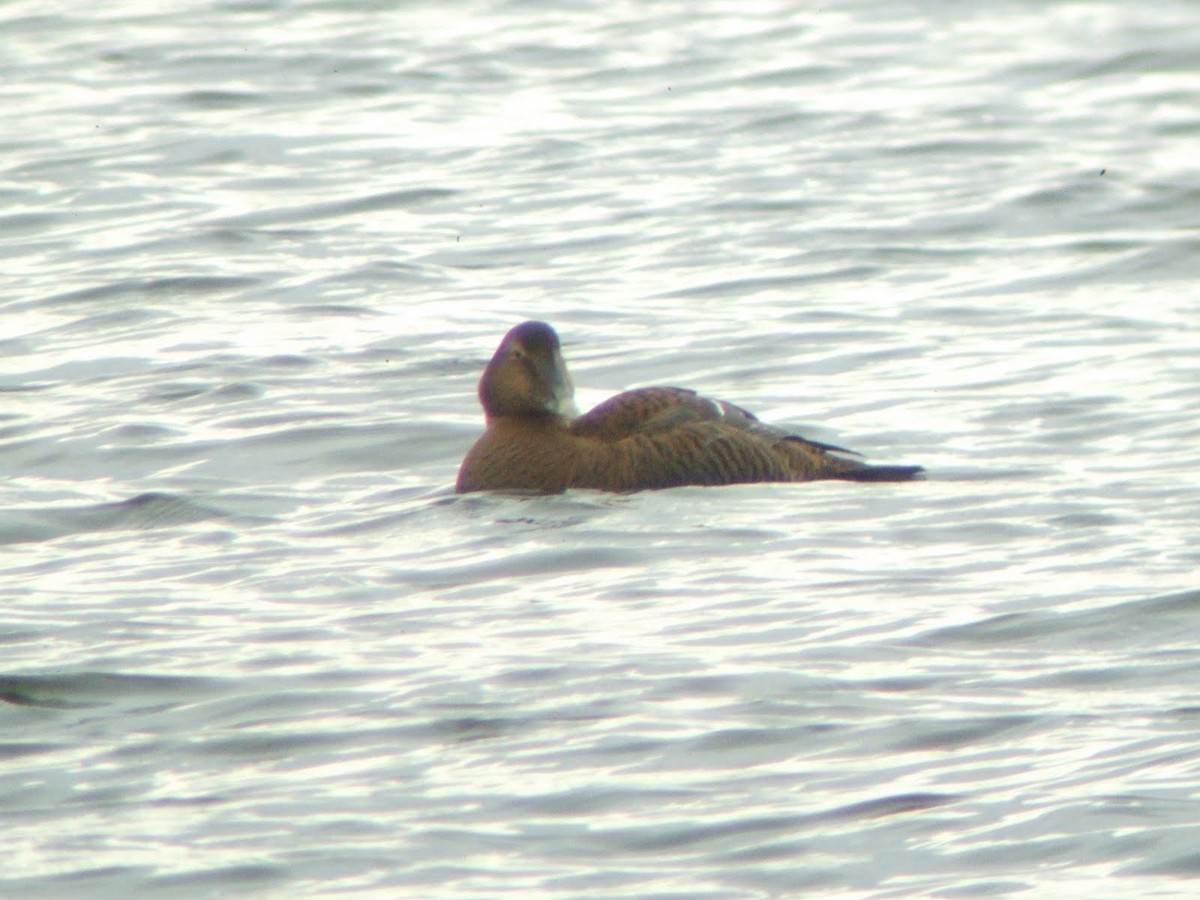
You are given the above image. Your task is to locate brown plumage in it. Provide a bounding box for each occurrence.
[456,321,923,493]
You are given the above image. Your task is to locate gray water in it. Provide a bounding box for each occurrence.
[4,0,1200,896]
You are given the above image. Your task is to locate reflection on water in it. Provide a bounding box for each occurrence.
[3,0,1200,895]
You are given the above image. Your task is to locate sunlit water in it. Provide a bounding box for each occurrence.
[4,0,1200,896]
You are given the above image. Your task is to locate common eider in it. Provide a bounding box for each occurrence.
[456,321,923,493]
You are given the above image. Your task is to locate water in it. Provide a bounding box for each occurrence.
[3,0,1200,895]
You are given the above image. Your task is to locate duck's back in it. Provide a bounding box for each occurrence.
[570,387,757,439]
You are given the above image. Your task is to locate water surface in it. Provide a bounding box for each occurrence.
[3,0,1200,896]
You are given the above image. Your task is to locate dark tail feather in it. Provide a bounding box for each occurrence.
[836,463,925,483]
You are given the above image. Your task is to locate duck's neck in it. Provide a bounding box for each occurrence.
[486,412,570,430]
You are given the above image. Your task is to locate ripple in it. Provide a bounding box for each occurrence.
[3,1,1199,896]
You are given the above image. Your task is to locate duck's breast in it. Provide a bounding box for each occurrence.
[456,420,581,493]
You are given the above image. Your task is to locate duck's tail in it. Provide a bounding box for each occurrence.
[834,462,925,482]
[780,436,924,483]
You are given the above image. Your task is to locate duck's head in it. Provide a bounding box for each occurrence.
[478,320,577,420]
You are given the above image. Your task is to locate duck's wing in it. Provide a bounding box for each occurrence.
[562,386,918,491]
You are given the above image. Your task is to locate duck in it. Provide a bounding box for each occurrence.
[456,321,923,493]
